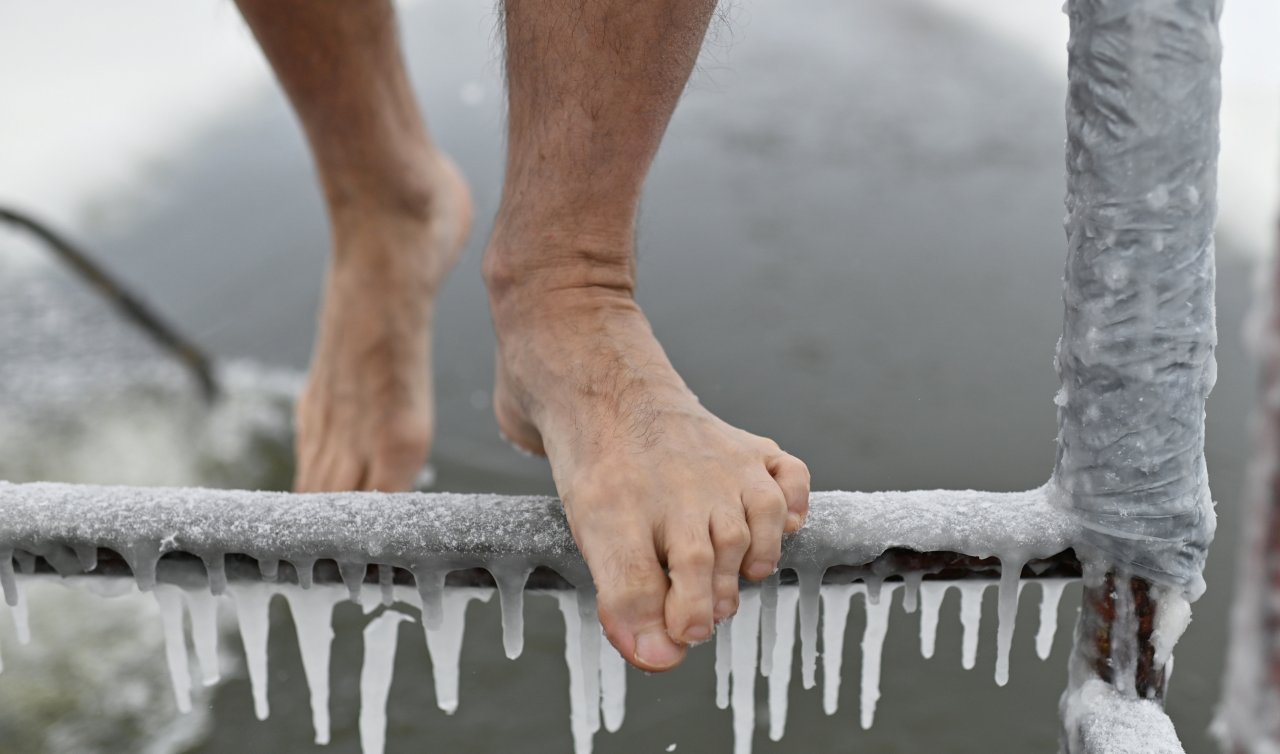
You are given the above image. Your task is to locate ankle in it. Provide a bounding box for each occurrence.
[325,151,472,280]
[482,226,638,306]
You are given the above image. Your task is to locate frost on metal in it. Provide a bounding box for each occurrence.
[1052,0,1220,600]
[0,482,1083,754]
[1053,0,1220,748]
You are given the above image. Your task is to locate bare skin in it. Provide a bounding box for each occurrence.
[487,0,810,670]
[236,0,473,492]
[237,0,811,671]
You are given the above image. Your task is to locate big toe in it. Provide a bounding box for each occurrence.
[589,539,687,672]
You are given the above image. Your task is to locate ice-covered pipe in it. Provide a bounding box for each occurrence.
[0,482,1078,599]
[1053,0,1220,746]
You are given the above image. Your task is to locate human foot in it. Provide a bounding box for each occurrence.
[294,155,472,492]
[484,244,811,671]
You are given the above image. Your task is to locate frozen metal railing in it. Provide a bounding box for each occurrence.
[1053,0,1221,751]
[0,482,1080,600]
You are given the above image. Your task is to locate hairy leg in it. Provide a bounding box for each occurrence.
[487,0,810,671]
[237,0,472,491]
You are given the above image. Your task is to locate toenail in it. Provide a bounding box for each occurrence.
[715,599,735,619]
[786,513,804,530]
[636,631,682,668]
[684,624,711,643]
[746,561,774,580]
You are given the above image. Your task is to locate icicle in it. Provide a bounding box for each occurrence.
[768,586,799,742]
[185,589,221,686]
[73,545,98,572]
[759,572,779,678]
[338,561,366,605]
[958,582,988,670]
[379,565,395,607]
[1036,579,1066,660]
[557,590,595,754]
[797,567,822,689]
[9,576,29,646]
[994,558,1025,686]
[283,585,345,745]
[820,584,857,715]
[864,575,883,605]
[918,582,948,659]
[13,550,35,574]
[203,555,227,596]
[413,567,446,630]
[155,585,193,713]
[730,588,762,754]
[902,573,922,614]
[413,587,490,715]
[492,564,532,660]
[230,582,274,720]
[360,609,411,754]
[1,549,18,607]
[123,543,161,593]
[715,618,733,709]
[577,589,602,737]
[860,583,896,730]
[258,558,279,582]
[600,640,627,733]
[292,558,316,590]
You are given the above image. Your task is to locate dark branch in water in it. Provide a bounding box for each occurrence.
[0,205,220,402]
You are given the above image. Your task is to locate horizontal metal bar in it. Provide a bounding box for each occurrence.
[0,481,1080,596]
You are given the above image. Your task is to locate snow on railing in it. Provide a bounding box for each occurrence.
[0,482,1090,754]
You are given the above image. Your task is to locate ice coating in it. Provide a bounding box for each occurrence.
[1061,678,1184,754]
[185,589,221,686]
[918,582,947,659]
[229,582,274,720]
[994,558,1025,686]
[492,562,531,659]
[155,585,193,713]
[1036,580,1068,661]
[407,587,490,715]
[767,585,799,742]
[360,610,411,754]
[758,573,779,678]
[729,588,762,754]
[283,585,344,745]
[599,640,627,733]
[715,617,732,709]
[1052,0,1220,601]
[1051,2,1220,743]
[820,583,857,715]
[958,582,987,670]
[860,584,896,729]
[0,482,1086,752]
[0,482,1076,610]
[557,591,599,754]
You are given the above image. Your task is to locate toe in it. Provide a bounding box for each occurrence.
[709,509,751,621]
[587,533,686,672]
[768,453,811,533]
[740,477,786,580]
[662,519,715,644]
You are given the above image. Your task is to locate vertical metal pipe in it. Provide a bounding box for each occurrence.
[1215,191,1280,753]
[1053,0,1221,743]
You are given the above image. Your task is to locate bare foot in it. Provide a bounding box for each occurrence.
[484,243,811,671]
[294,155,472,492]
